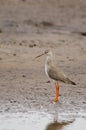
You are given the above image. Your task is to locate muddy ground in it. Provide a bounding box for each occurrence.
[0,0,86,115]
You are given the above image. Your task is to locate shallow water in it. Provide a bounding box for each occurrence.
[0,111,86,130]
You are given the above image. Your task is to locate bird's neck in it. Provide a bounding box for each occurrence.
[45,55,54,66]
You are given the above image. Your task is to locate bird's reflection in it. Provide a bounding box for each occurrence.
[45,121,70,130]
[45,102,74,130]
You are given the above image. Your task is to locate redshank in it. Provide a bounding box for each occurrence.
[35,50,76,102]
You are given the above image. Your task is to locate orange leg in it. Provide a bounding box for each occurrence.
[53,83,59,102]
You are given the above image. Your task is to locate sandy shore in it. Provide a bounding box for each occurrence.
[0,0,86,114]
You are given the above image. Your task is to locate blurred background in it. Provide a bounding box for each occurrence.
[0,0,86,35]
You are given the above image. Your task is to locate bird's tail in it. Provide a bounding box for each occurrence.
[65,78,76,85]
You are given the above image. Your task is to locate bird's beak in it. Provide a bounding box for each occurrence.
[35,52,46,59]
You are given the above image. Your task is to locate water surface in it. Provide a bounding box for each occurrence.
[0,111,86,130]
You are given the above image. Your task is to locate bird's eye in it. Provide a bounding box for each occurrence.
[45,50,49,54]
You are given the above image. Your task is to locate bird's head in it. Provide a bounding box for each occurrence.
[35,50,52,59]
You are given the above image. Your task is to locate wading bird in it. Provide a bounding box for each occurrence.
[35,50,76,102]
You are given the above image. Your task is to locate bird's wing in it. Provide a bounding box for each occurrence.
[48,65,66,82]
[48,65,76,85]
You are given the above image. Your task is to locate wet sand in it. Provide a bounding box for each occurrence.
[0,0,86,129]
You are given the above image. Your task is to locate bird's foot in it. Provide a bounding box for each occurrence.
[52,98,59,102]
